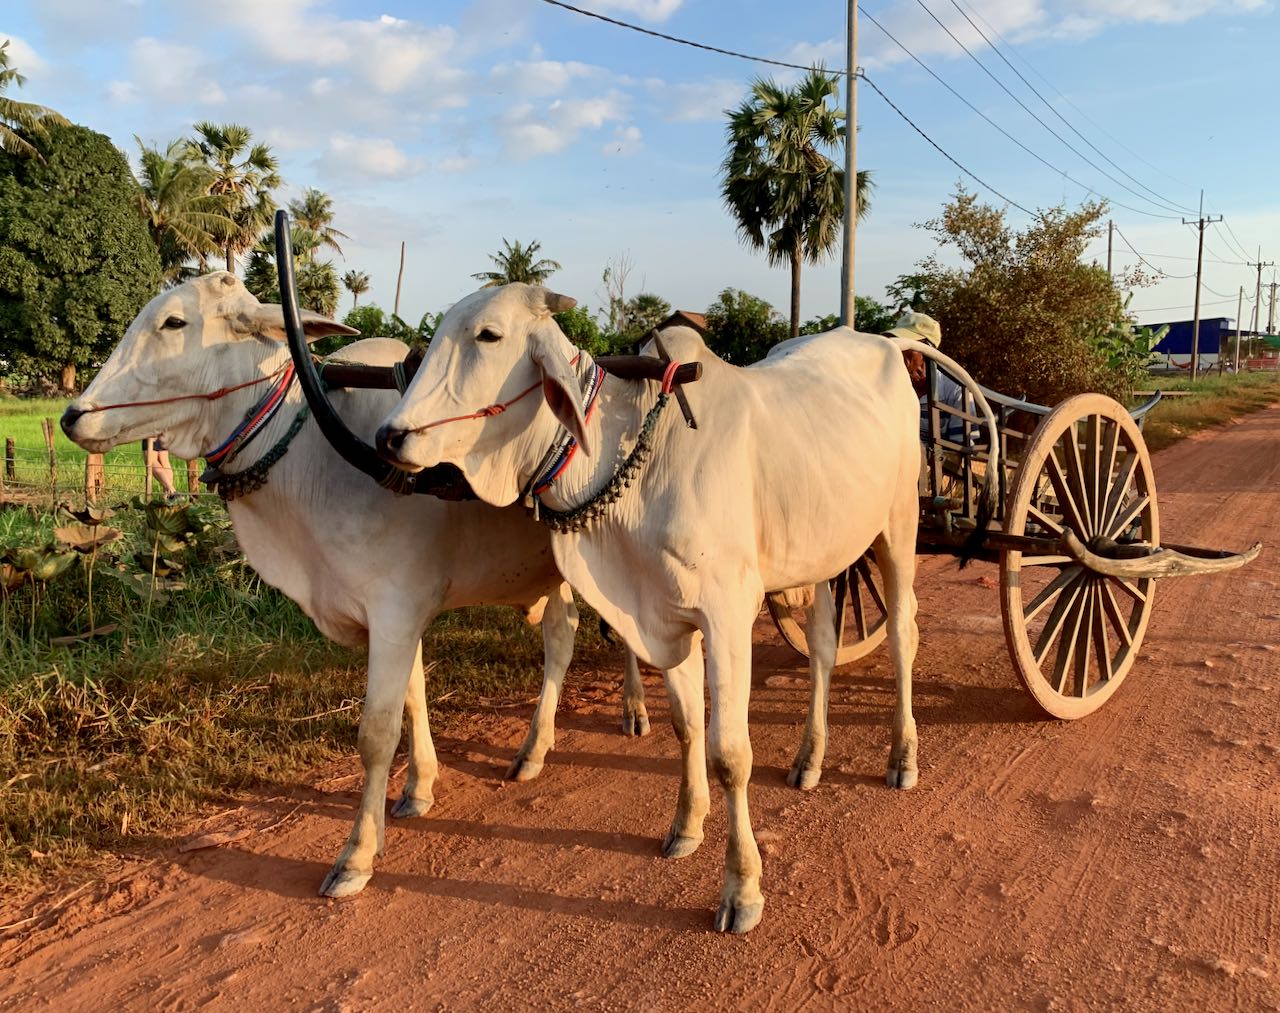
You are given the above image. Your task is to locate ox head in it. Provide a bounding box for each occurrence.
[62,272,357,459]
[375,283,585,508]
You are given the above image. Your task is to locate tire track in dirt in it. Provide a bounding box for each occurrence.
[2,407,1278,1010]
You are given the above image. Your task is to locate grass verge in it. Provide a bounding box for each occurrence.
[1140,371,1280,452]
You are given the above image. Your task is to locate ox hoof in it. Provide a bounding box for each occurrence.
[319,866,372,899]
[390,793,433,819]
[885,763,918,790]
[661,828,703,859]
[713,898,764,935]
[786,764,822,791]
[622,709,651,737]
[505,756,545,782]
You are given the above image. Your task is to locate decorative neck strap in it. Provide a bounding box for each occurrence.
[202,362,297,469]
[522,359,607,505]
[200,361,306,500]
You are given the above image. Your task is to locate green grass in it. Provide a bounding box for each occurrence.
[1138,371,1280,452]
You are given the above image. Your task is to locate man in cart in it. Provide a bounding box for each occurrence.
[884,310,968,444]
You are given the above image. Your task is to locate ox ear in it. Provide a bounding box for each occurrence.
[235,303,361,343]
[530,325,591,457]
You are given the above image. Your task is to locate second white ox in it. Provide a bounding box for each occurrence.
[375,283,928,934]
[61,272,649,899]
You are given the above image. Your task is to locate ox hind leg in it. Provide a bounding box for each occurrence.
[391,640,438,818]
[788,581,837,790]
[875,488,921,790]
[321,631,422,898]
[621,648,650,737]
[508,583,579,782]
[703,602,765,934]
[661,644,709,859]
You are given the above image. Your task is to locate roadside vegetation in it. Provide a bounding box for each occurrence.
[1141,370,1280,452]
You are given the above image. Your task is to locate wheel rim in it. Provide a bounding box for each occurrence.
[1000,394,1158,719]
[767,552,890,665]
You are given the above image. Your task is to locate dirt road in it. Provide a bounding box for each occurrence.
[3,407,1278,1011]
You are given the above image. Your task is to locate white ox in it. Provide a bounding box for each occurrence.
[374,283,936,933]
[61,272,650,898]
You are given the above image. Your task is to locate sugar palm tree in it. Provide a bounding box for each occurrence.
[0,39,68,160]
[721,70,873,338]
[472,238,561,287]
[289,187,349,262]
[135,138,237,285]
[342,269,371,309]
[188,122,281,274]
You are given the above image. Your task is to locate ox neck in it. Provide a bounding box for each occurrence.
[526,369,666,531]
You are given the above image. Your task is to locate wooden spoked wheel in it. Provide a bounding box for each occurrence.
[1001,394,1159,719]
[766,553,890,665]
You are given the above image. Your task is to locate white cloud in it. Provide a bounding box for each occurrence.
[326,134,421,179]
[498,93,628,157]
[489,59,600,97]
[593,0,685,21]
[645,78,745,122]
[121,37,226,106]
[1,35,47,78]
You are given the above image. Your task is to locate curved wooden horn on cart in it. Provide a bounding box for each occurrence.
[275,210,428,496]
[1059,530,1261,579]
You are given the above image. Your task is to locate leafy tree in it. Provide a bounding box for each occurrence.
[342,303,388,338]
[800,295,895,336]
[472,238,561,287]
[0,121,161,391]
[554,303,614,357]
[703,288,788,365]
[621,292,672,344]
[188,122,281,273]
[242,226,338,315]
[0,40,68,160]
[289,187,348,262]
[298,260,339,317]
[342,269,370,309]
[909,187,1143,404]
[134,137,235,285]
[885,273,936,314]
[721,69,873,338]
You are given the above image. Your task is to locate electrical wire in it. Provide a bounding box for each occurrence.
[1134,297,1237,313]
[1112,225,1195,279]
[911,0,1183,219]
[943,0,1198,216]
[1217,218,1255,261]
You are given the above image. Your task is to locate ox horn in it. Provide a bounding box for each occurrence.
[275,210,410,492]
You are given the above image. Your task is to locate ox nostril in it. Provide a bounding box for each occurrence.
[375,423,408,459]
[60,406,85,436]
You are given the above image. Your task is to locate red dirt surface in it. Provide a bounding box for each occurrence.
[3,407,1278,1010]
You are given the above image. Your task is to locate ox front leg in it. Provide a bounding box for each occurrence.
[706,614,764,934]
[661,647,708,859]
[875,519,920,790]
[391,640,438,819]
[508,583,579,782]
[788,581,836,790]
[321,634,419,898]
[621,647,651,737]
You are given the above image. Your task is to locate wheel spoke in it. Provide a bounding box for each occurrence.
[1021,554,1074,567]
[1107,575,1148,604]
[1107,494,1150,541]
[1084,414,1103,525]
[835,569,854,644]
[1035,573,1087,667]
[1027,502,1064,536]
[1100,451,1138,535]
[1023,565,1084,622]
[1099,580,1133,647]
[1096,417,1120,525]
[1070,582,1096,696]
[1062,423,1095,536]
[1044,452,1089,538]
[1091,582,1113,686]
[856,557,887,615]
[1051,581,1089,694]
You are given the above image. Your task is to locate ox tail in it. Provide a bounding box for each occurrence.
[599,618,617,645]
[890,337,1001,568]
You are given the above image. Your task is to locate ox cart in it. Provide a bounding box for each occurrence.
[765,365,1261,719]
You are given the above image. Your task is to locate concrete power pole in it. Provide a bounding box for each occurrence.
[1182,192,1222,380]
[1269,280,1277,334]
[1247,249,1274,341]
[839,0,858,328]
[1234,286,1243,372]
[1107,219,1113,277]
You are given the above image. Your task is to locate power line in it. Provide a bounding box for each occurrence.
[943,0,1197,217]
[538,0,1037,215]
[951,0,1201,194]
[1216,218,1254,261]
[911,0,1183,220]
[1135,297,1237,314]
[1112,225,1195,279]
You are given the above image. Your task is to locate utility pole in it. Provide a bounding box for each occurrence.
[1247,248,1274,342]
[1269,280,1277,334]
[1106,219,1113,276]
[839,0,857,328]
[1234,286,1243,372]
[1182,191,1222,380]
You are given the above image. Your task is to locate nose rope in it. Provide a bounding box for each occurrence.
[404,354,583,435]
[75,364,290,414]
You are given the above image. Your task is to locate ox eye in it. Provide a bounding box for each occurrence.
[162,316,187,330]
[476,328,502,343]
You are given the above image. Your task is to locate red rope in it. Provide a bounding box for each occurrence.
[407,354,584,434]
[79,364,289,414]
[660,360,681,394]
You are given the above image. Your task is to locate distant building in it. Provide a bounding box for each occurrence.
[661,310,708,334]
[1148,316,1232,368]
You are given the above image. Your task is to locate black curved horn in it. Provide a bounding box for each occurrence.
[275,210,412,492]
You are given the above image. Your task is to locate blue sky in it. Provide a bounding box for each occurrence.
[3,0,1277,329]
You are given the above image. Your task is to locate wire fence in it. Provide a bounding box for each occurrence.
[0,423,210,505]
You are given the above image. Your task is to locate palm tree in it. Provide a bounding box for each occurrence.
[720,70,873,338]
[243,227,339,314]
[472,238,561,287]
[135,138,237,285]
[289,187,349,261]
[343,269,371,309]
[0,39,68,160]
[188,122,281,274]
